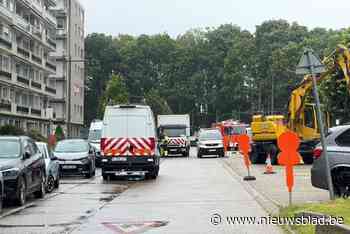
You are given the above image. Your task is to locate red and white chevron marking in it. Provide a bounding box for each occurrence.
[168,138,186,146]
[101,137,156,156]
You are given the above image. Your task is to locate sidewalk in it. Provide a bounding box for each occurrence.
[224,153,329,209]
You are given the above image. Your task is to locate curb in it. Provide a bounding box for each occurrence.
[222,159,296,234]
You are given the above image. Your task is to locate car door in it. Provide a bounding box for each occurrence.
[29,140,44,188]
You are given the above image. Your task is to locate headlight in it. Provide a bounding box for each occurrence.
[2,168,20,178]
[198,142,205,147]
[218,143,224,147]
[80,158,90,164]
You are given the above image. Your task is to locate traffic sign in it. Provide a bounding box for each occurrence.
[296,49,325,75]
[237,135,256,181]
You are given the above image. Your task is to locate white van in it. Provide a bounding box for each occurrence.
[100,104,160,180]
[88,120,103,166]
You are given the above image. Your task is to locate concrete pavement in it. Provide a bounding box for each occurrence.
[224,152,329,208]
[73,150,282,234]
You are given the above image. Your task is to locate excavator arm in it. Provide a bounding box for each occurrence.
[288,44,350,132]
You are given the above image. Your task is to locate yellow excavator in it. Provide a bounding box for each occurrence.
[250,44,350,165]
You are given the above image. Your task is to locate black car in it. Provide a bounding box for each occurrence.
[0,172,3,213]
[0,136,46,206]
[53,139,96,178]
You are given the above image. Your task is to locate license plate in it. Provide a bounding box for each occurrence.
[209,149,217,152]
[112,157,127,162]
[170,149,178,152]
[62,165,76,169]
[115,171,145,176]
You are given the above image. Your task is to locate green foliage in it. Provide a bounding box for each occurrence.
[0,125,25,136]
[27,129,46,142]
[99,74,129,115]
[55,125,65,141]
[85,20,350,128]
[145,89,172,117]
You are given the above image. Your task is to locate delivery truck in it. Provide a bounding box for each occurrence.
[157,115,190,157]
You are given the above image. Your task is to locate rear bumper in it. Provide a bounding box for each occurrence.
[311,165,328,190]
[101,156,159,174]
[59,162,90,175]
[198,147,224,155]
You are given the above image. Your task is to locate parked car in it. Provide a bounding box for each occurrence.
[311,125,350,196]
[0,172,3,213]
[53,139,96,178]
[36,142,60,193]
[100,104,160,180]
[88,120,103,167]
[197,129,225,158]
[0,136,46,206]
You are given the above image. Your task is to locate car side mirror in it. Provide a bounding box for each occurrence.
[51,156,58,161]
[24,151,31,159]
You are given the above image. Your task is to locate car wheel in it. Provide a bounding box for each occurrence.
[102,174,109,181]
[15,176,26,206]
[85,163,94,178]
[34,174,46,199]
[46,175,55,193]
[197,153,202,158]
[54,171,60,189]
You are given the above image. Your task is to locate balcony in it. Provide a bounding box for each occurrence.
[0,70,12,80]
[31,108,41,116]
[31,0,43,14]
[44,10,57,26]
[13,15,30,32]
[45,86,56,94]
[31,80,42,89]
[17,47,30,59]
[17,105,29,114]
[46,36,56,49]
[0,4,13,21]
[31,54,43,65]
[31,26,43,40]
[56,28,67,38]
[0,36,12,50]
[45,59,56,72]
[17,75,30,86]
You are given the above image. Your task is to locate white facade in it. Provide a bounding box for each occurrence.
[0,0,58,136]
[51,0,84,138]
[0,0,85,138]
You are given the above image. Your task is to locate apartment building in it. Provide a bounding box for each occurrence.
[0,0,84,138]
[51,0,84,138]
[0,0,58,136]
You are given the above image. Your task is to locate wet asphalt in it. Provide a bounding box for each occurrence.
[0,148,282,234]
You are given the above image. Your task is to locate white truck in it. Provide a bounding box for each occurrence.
[157,114,190,157]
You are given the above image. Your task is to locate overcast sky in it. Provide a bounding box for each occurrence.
[82,0,349,37]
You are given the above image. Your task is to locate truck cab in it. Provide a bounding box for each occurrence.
[158,124,190,157]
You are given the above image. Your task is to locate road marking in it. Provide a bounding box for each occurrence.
[102,221,169,234]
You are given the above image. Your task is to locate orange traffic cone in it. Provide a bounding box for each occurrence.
[264,154,276,174]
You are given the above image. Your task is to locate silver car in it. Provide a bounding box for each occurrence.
[197,129,225,158]
[36,142,60,193]
[311,125,350,196]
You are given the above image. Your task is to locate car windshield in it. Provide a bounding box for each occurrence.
[199,131,222,140]
[0,140,20,158]
[88,129,102,141]
[55,140,89,153]
[163,128,186,137]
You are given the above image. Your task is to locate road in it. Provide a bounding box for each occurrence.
[0,148,282,234]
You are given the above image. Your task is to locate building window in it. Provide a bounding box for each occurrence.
[2,87,8,99]
[57,18,65,29]
[0,24,11,41]
[0,55,11,73]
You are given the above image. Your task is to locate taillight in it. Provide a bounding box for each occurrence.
[313,148,323,159]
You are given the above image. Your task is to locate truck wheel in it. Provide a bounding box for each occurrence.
[146,167,159,180]
[302,154,314,165]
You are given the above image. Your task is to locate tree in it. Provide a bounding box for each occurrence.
[99,74,129,116]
